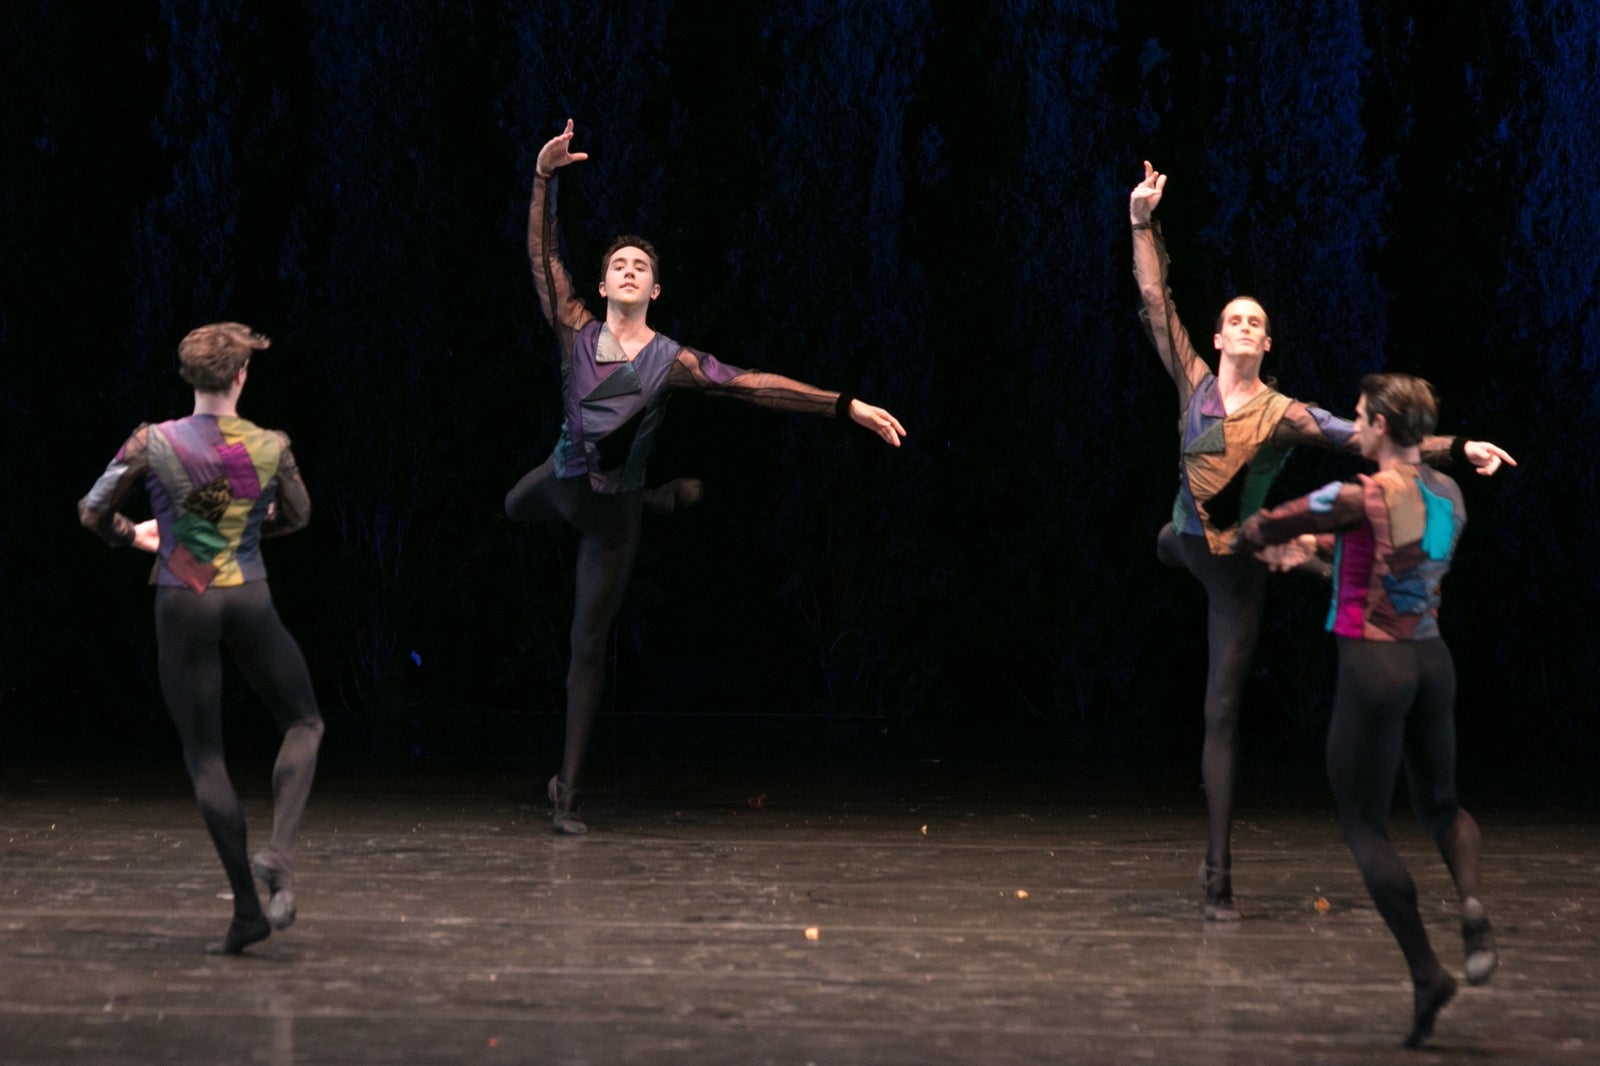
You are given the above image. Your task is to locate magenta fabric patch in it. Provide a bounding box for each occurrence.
[1331,524,1377,639]
[216,442,263,500]
[1332,599,1365,638]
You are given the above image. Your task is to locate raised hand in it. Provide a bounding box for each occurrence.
[849,400,907,447]
[537,119,590,177]
[1130,160,1167,225]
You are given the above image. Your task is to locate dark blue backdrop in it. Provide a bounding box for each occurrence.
[4,1,1594,771]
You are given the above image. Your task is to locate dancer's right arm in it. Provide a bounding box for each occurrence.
[78,425,151,547]
[1232,479,1365,551]
[261,436,311,538]
[529,120,594,341]
[1131,161,1208,410]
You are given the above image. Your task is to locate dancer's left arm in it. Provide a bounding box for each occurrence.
[1273,402,1516,476]
[78,426,151,547]
[668,347,906,447]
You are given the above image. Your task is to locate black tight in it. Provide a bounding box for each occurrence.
[1159,523,1266,871]
[1327,637,1481,984]
[155,583,324,922]
[505,458,642,792]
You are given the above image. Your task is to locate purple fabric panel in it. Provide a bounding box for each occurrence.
[1172,375,1221,534]
[1305,404,1356,446]
[693,351,746,386]
[561,322,604,457]
[162,416,226,479]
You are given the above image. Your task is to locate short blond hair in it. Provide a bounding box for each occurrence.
[178,322,270,392]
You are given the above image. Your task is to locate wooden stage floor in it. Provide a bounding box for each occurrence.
[1,762,1594,1064]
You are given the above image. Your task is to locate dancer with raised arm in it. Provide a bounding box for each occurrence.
[509,121,905,835]
[79,323,324,954]
[1235,373,1497,1048]
[1129,162,1514,919]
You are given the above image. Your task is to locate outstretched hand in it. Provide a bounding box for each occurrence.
[850,400,906,447]
[1130,160,1166,225]
[1463,440,1517,477]
[537,118,589,177]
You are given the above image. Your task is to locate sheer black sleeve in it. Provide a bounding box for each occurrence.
[1133,221,1211,411]
[78,425,151,547]
[665,347,849,418]
[528,173,595,382]
[262,435,311,538]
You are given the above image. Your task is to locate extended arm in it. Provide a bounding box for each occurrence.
[1272,402,1517,476]
[1233,479,1365,551]
[78,425,152,547]
[1130,162,1210,409]
[528,120,595,338]
[669,348,906,447]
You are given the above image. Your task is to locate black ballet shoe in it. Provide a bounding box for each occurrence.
[206,913,271,955]
[250,852,297,932]
[1403,972,1457,1048]
[1198,861,1241,922]
[642,477,704,515]
[1461,896,1499,987]
[548,774,588,836]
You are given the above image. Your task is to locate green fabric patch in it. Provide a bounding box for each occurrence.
[173,513,228,562]
[1184,420,1227,455]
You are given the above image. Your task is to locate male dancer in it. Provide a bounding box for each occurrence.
[80,323,324,954]
[1130,162,1514,918]
[1236,373,1497,1048]
[509,121,905,834]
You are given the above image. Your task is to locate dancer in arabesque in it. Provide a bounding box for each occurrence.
[508,121,905,834]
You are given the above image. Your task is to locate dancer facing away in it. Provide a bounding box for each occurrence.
[79,323,324,954]
[1129,161,1515,920]
[508,121,906,835]
[1235,373,1497,1048]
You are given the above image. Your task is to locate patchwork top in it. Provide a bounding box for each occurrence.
[79,415,309,593]
[529,173,848,494]
[1233,463,1466,642]
[1132,222,1462,554]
